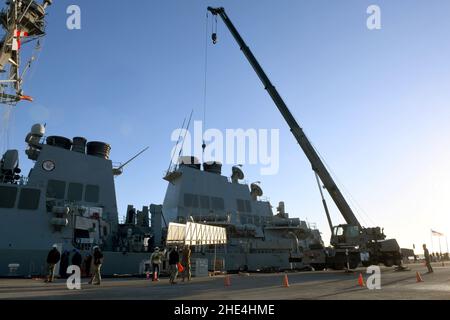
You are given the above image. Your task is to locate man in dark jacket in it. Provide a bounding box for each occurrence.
[71,249,82,269]
[59,250,70,279]
[83,254,92,277]
[89,246,104,285]
[169,246,180,284]
[45,244,61,283]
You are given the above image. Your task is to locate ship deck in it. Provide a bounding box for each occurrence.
[0,263,448,300]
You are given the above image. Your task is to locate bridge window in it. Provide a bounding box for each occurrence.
[0,186,17,208]
[184,193,199,208]
[199,195,210,209]
[67,183,83,201]
[18,188,41,210]
[237,199,245,212]
[46,180,66,199]
[85,185,99,203]
[245,200,252,212]
[237,199,252,213]
[211,197,224,210]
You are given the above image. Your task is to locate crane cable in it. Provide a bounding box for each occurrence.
[309,137,376,227]
[201,11,210,160]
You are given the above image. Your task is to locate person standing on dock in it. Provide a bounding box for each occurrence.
[71,249,82,269]
[150,247,163,281]
[168,246,180,284]
[181,245,192,282]
[45,244,60,283]
[59,250,70,279]
[423,244,434,273]
[83,253,92,277]
[89,246,104,285]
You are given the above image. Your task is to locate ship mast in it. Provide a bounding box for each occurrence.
[0,0,52,151]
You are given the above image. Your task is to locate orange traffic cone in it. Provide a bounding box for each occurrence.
[224,275,231,287]
[282,274,290,287]
[416,271,423,282]
[358,273,365,287]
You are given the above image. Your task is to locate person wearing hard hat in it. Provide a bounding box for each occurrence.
[45,244,61,283]
[89,246,104,285]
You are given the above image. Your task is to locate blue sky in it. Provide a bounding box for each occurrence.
[3,0,450,252]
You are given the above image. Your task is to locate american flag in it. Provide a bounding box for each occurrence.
[431,229,444,237]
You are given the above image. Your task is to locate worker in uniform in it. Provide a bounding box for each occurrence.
[423,244,433,273]
[168,246,180,284]
[181,245,192,282]
[89,246,104,285]
[150,247,163,281]
[45,244,60,283]
[59,250,70,279]
[71,249,82,269]
[83,253,92,277]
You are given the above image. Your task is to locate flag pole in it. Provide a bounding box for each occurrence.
[446,235,449,257]
[430,230,434,252]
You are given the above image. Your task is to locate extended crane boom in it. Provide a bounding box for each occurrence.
[208,7,404,270]
[207,7,360,227]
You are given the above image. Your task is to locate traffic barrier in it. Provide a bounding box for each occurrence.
[224,275,231,286]
[416,271,423,282]
[283,274,290,287]
[358,273,365,287]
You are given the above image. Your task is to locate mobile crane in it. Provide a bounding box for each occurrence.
[207,7,402,269]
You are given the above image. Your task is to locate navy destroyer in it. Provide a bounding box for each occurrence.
[0,124,154,276]
[0,124,324,276]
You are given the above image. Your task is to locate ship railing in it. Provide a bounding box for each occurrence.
[164,163,180,176]
[112,162,123,175]
[18,176,29,185]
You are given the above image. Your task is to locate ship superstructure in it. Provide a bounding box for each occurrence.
[155,157,323,271]
[0,124,152,276]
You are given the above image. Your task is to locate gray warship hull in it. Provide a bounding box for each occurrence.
[0,249,150,277]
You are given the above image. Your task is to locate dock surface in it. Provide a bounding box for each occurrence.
[0,263,448,300]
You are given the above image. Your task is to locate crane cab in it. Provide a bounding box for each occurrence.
[330,224,361,247]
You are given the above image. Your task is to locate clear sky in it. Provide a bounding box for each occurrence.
[3,0,450,253]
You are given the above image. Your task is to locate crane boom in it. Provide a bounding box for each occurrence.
[207,7,360,227]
